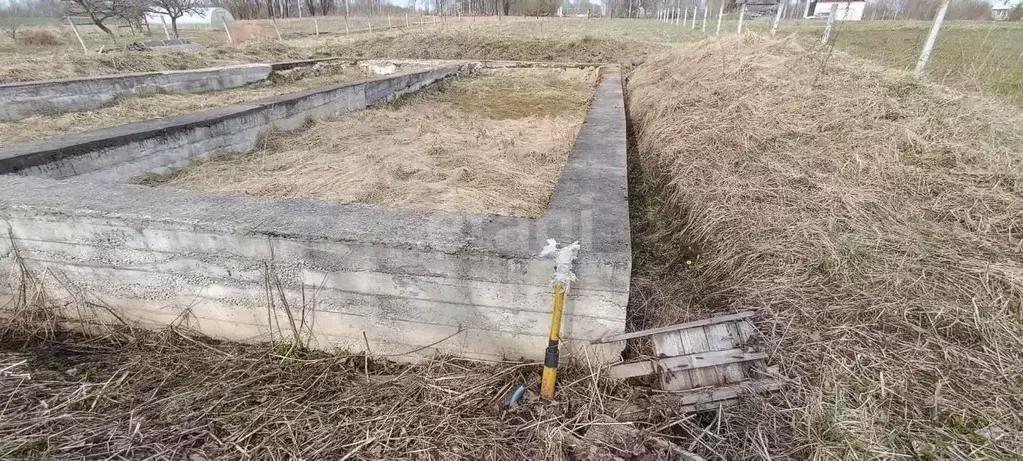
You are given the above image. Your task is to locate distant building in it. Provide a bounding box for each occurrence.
[808,0,865,20]
[736,0,782,19]
[992,0,1016,20]
[144,7,235,28]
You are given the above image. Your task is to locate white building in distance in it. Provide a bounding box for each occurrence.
[808,0,865,20]
[144,7,236,28]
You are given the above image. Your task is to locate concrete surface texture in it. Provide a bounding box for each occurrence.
[0,64,273,122]
[0,64,630,364]
[0,66,462,181]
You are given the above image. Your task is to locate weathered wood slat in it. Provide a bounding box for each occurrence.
[707,322,746,383]
[654,379,784,410]
[669,325,719,389]
[607,348,769,380]
[653,331,693,389]
[592,311,755,344]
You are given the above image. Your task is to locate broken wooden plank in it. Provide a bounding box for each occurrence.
[592,311,755,344]
[607,348,768,380]
[653,379,784,409]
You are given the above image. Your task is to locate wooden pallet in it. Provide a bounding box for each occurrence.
[597,311,774,394]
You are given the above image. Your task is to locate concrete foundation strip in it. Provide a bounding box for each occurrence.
[0,61,631,364]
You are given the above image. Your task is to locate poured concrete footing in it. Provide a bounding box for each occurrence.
[0,64,273,122]
[0,62,630,364]
[0,66,462,181]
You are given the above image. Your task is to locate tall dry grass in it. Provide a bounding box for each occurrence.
[230,23,277,43]
[627,34,1023,459]
[15,27,63,46]
[0,241,695,460]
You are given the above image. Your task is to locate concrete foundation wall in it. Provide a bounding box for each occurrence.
[0,65,630,364]
[0,66,461,182]
[0,64,273,122]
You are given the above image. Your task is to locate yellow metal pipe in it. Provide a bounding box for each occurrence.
[540,282,566,400]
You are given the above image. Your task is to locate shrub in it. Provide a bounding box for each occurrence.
[17,27,62,46]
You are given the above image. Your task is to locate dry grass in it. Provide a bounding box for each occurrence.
[141,68,599,218]
[0,321,695,460]
[0,63,369,147]
[15,27,62,46]
[230,23,277,43]
[626,34,1023,459]
[0,253,697,460]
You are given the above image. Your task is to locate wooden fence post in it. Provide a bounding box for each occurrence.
[737,3,746,33]
[159,16,171,39]
[716,0,724,35]
[67,17,87,53]
[915,0,949,73]
[820,3,838,44]
[771,2,784,36]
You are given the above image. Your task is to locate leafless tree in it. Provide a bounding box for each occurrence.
[0,15,21,43]
[146,0,203,37]
[63,0,135,42]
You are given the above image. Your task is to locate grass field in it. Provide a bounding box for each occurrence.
[4,16,1020,104]
[749,19,1023,105]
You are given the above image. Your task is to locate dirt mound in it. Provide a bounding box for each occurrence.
[332,29,652,63]
[627,34,1023,459]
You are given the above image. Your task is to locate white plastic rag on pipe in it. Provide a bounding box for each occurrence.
[540,239,580,287]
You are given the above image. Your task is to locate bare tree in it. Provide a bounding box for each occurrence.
[147,0,203,38]
[0,15,21,43]
[63,0,135,42]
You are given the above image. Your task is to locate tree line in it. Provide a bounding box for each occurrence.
[0,0,1016,45]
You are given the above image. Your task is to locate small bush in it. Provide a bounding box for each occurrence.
[17,27,62,46]
[230,23,275,43]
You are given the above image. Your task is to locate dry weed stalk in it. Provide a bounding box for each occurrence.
[0,322,698,459]
[627,35,1023,459]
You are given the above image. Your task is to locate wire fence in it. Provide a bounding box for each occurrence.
[2,8,1020,104]
[644,5,1023,105]
[0,13,481,51]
